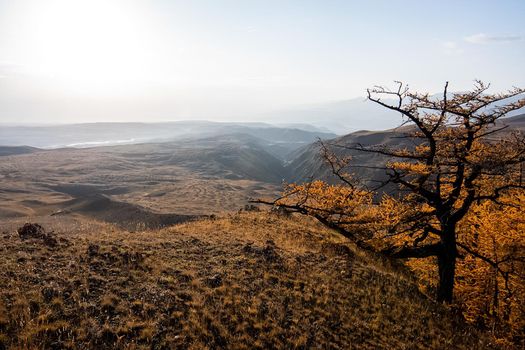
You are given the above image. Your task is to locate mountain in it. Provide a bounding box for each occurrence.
[156,133,290,183]
[265,94,525,135]
[0,133,289,226]
[501,112,525,128]
[285,129,409,192]
[265,98,400,134]
[2,113,524,226]
[0,145,39,157]
[286,112,525,188]
[272,123,334,133]
[0,121,336,154]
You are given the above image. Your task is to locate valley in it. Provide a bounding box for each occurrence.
[1,1,523,347]
[0,116,523,348]
[2,115,524,229]
[0,137,283,230]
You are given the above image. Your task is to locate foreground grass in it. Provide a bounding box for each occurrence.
[0,212,496,349]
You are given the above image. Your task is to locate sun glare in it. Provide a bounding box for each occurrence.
[12,0,159,93]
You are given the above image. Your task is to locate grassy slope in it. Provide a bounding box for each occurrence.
[0,212,495,349]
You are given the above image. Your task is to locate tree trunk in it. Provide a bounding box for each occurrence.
[437,230,457,303]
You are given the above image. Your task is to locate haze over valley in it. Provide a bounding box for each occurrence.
[3,112,525,229]
[1,0,524,348]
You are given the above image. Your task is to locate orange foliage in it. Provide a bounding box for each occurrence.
[275,181,376,239]
[279,180,525,344]
[398,191,525,344]
[269,82,525,345]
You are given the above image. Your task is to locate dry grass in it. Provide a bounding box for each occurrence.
[0,144,280,221]
[0,212,497,349]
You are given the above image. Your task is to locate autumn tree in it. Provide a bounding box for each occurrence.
[452,191,525,340]
[362,81,525,303]
[258,81,525,305]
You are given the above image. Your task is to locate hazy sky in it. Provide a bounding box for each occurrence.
[0,0,524,124]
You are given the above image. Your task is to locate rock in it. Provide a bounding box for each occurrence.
[17,223,46,240]
[17,223,58,247]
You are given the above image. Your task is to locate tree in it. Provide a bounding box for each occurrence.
[453,191,525,340]
[257,81,525,304]
[362,81,525,303]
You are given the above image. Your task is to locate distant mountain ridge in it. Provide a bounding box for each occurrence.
[3,113,524,190]
[0,145,39,157]
[265,94,525,134]
[285,113,525,187]
[0,121,335,156]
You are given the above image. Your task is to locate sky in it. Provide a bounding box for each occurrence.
[0,0,524,125]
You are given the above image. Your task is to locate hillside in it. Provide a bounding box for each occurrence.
[286,113,525,187]
[0,212,495,349]
[0,122,335,151]
[264,98,400,134]
[265,95,525,134]
[0,136,285,228]
[285,128,412,191]
[0,146,39,157]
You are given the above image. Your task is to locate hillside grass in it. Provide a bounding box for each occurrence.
[0,212,497,349]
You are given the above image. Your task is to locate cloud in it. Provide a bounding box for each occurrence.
[464,33,523,44]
